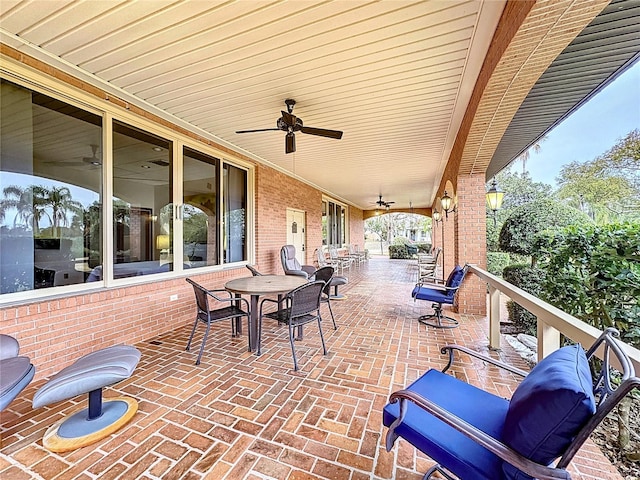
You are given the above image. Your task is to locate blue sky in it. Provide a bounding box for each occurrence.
[517,60,640,187]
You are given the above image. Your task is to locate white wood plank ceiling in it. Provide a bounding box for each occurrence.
[0,0,506,210]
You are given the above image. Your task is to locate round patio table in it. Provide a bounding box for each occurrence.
[225,275,306,352]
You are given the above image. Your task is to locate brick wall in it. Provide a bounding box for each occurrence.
[349,207,364,249]
[254,164,323,273]
[1,162,334,381]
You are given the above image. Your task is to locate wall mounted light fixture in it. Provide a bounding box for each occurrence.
[486,179,504,226]
[441,191,454,219]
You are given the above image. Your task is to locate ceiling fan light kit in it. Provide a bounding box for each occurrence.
[236,99,342,154]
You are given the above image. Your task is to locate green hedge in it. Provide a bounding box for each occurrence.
[503,264,545,335]
[536,222,640,348]
[487,252,510,277]
[415,242,431,253]
[389,244,410,259]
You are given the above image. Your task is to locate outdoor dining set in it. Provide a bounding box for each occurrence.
[184,244,367,370]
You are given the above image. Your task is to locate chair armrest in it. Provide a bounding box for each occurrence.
[206,288,234,300]
[302,265,316,276]
[259,296,288,318]
[207,289,250,309]
[286,270,310,278]
[440,345,529,377]
[387,390,571,480]
[414,281,449,292]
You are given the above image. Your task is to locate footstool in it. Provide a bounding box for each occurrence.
[329,275,348,300]
[32,345,141,452]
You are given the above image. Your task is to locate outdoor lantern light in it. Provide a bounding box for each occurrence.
[441,191,453,218]
[432,210,442,223]
[486,179,504,226]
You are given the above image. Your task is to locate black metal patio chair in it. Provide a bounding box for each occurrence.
[312,266,338,330]
[258,280,328,371]
[185,278,251,365]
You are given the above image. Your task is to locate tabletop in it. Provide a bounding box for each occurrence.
[224,275,306,296]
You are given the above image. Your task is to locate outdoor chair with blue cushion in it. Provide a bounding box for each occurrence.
[411,264,468,328]
[383,328,639,480]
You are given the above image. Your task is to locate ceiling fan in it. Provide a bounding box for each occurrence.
[82,144,101,166]
[43,144,101,168]
[236,99,343,154]
[374,195,395,208]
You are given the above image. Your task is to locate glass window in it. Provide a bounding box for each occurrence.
[341,206,346,245]
[321,201,328,245]
[223,164,247,263]
[110,121,172,279]
[322,199,348,247]
[183,147,218,267]
[0,79,102,293]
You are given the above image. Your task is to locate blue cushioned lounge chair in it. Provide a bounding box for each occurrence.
[383,328,639,480]
[411,264,468,328]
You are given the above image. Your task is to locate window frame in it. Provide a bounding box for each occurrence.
[0,66,255,305]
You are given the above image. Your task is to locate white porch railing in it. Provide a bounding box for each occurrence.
[468,264,640,373]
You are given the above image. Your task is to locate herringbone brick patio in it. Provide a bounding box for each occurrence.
[0,258,621,479]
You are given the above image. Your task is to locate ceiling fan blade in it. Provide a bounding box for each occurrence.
[285,132,296,154]
[300,126,343,139]
[236,128,281,134]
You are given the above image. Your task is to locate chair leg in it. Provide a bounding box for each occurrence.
[317,317,327,355]
[246,315,252,353]
[418,303,459,329]
[288,323,299,371]
[196,322,211,365]
[326,299,337,330]
[257,314,263,356]
[186,317,199,352]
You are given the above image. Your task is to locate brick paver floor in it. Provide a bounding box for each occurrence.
[0,257,622,479]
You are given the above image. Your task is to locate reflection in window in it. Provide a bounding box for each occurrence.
[322,201,328,245]
[223,164,247,263]
[110,121,172,279]
[0,80,102,293]
[322,200,347,247]
[183,147,218,267]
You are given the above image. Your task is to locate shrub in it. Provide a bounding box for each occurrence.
[536,222,640,348]
[389,244,410,259]
[503,264,545,335]
[499,199,591,264]
[392,236,410,246]
[415,242,431,253]
[487,252,510,277]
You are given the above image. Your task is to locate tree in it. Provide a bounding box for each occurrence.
[516,135,547,174]
[556,129,640,223]
[47,186,83,236]
[1,185,51,234]
[498,198,592,265]
[486,169,553,252]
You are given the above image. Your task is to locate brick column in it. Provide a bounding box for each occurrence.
[442,212,455,276]
[454,173,487,315]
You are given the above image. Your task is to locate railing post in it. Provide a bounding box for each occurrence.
[537,319,560,361]
[488,285,501,350]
